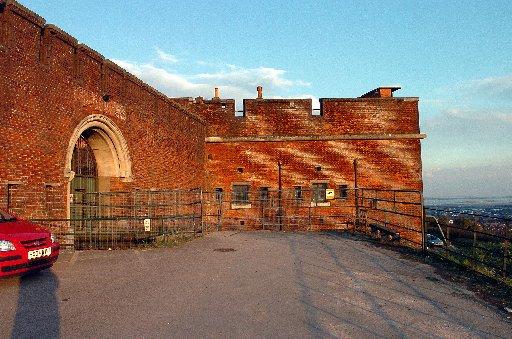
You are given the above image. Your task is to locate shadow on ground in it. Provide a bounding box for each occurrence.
[9,270,60,338]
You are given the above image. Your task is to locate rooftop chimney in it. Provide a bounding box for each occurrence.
[257,86,263,99]
[213,87,220,100]
[360,86,401,98]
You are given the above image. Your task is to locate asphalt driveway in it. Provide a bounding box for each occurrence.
[1,231,510,338]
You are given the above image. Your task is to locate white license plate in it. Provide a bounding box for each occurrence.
[27,247,52,260]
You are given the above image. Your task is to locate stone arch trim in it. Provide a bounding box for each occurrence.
[64,114,133,182]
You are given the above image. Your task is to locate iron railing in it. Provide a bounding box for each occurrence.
[356,188,424,248]
[201,187,358,232]
[14,182,510,284]
[424,207,511,280]
[31,189,203,250]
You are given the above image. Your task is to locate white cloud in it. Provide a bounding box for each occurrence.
[111,59,208,97]
[443,107,512,123]
[467,74,512,100]
[195,65,311,92]
[155,47,179,64]
[111,53,312,108]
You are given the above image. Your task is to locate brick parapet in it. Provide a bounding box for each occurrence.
[191,95,420,138]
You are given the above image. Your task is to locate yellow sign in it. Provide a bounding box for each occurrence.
[144,218,151,232]
[325,189,335,200]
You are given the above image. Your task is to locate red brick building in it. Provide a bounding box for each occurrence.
[184,87,424,236]
[0,1,425,243]
[0,1,206,220]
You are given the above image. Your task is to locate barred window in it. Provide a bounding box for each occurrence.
[214,187,223,201]
[339,184,348,199]
[259,187,269,201]
[294,186,303,201]
[312,183,327,203]
[232,185,250,204]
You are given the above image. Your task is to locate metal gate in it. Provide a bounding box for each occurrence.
[201,188,358,231]
[34,189,203,250]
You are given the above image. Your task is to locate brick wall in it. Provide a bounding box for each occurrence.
[189,92,424,239]
[188,96,424,191]
[0,1,206,219]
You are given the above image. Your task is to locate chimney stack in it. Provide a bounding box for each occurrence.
[257,86,263,99]
[213,87,220,100]
[360,86,401,98]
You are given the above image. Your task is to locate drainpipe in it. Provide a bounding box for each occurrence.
[353,159,359,227]
[278,161,282,231]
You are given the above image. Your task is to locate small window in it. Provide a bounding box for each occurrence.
[294,186,303,201]
[311,183,327,203]
[237,167,244,173]
[214,187,223,201]
[339,184,348,199]
[371,198,378,209]
[315,166,322,172]
[259,187,269,201]
[232,185,250,204]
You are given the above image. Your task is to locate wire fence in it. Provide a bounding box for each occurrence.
[31,189,203,250]
[25,186,423,250]
[202,187,358,232]
[424,207,511,280]
[356,188,424,248]
[17,184,511,283]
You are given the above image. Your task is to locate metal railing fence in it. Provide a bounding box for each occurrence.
[424,207,511,280]
[201,187,359,232]
[31,189,203,250]
[356,188,424,248]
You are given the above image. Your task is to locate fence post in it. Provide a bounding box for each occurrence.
[421,194,426,253]
[353,159,359,228]
[308,195,312,231]
[504,221,510,278]
[504,239,509,278]
[217,191,223,231]
[277,161,283,231]
[199,189,203,234]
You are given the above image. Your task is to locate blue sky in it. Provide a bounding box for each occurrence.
[18,0,512,197]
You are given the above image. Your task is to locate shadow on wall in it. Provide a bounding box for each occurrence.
[11,270,60,338]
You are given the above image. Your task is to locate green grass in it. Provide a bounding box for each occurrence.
[434,245,512,288]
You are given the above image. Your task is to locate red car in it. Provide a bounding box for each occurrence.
[0,210,60,278]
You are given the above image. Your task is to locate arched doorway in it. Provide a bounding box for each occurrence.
[71,133,98,196]
[65,114,132,218]
[70,133,99,224]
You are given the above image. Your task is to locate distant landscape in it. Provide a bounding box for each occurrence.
[425,197,512,235]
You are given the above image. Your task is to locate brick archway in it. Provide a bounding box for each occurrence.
[64,115,133,184]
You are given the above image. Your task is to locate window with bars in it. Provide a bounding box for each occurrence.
[232,185,250,204]
[259,187,269,202]
[294,186,303,201]
[311,183,327,203]
[214,187,223,201]
[339,184,348,199]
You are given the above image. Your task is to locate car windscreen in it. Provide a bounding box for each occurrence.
[0,211,16,222]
